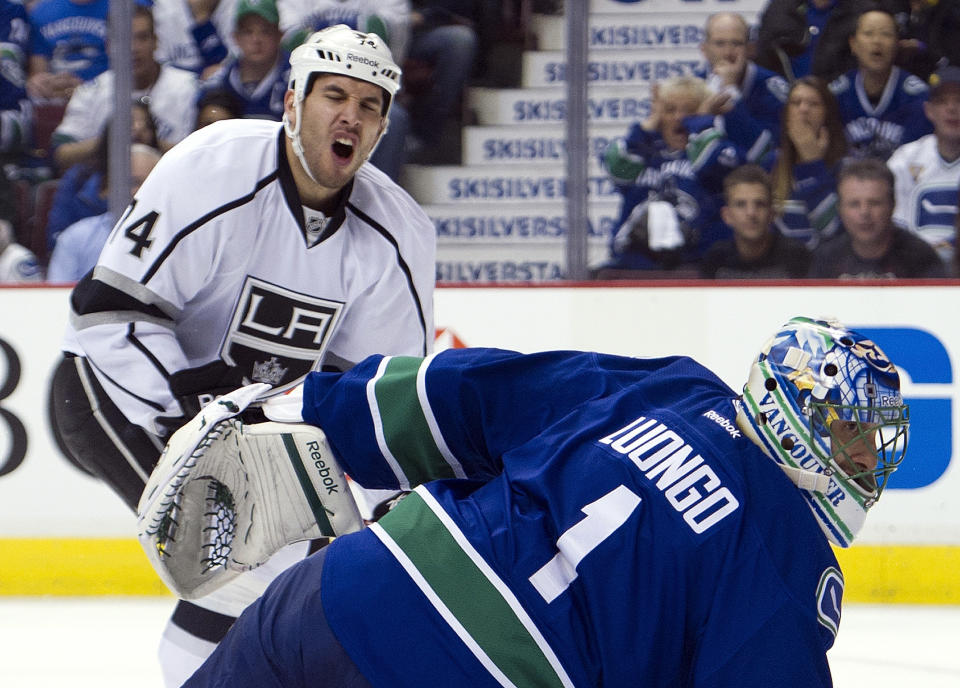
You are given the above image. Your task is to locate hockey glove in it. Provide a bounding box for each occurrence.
[137,383,363,600]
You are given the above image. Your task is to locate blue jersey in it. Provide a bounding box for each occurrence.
[197,54,290,121]
[603,123,738,270]
[287,348,839,687]
[28,0,108,82]
[695,62,789,162]
[0,0,29,108]
[830,67,932,160]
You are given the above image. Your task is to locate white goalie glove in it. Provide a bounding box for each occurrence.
[136,383,364,600]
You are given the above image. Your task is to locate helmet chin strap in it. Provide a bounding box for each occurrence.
[778,464,833,493]
[735,401,833,494]
[283,101,320,185]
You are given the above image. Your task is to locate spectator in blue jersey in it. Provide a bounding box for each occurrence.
[137,317,912,688]
[809,157,947,277]
[830,6,932,160]
[699,164,811,279]
[755,0,869,82]
[598,75,743,275]
[768,76,849,250]
[1,0,32,164]
[696,12,788,163]
[46,143,161,282]
[26,0,107,102]
[196,0,289,121]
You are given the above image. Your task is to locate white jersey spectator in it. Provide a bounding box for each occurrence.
[887,65,960,263]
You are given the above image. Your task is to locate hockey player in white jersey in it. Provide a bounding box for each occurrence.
[888,65,960,263]
[49,25,434,686]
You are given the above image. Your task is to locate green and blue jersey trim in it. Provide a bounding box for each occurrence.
[365,354,466,490]
[371,486,574,688]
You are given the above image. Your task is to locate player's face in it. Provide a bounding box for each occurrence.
[924,86,960,144]
[721,183,772,242]
[234,15,282,70]
[838,176,895,248]
[701,17,747,68]
[288,74,386,190]
[787,84,826,129]
[658,91,701,151]
[849,12,897,74]
[830,419,880,492]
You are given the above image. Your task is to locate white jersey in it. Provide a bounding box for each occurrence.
[888,134,960,262]
[153,0,239,72]
[64,119,435,434]
[54,64,200,147]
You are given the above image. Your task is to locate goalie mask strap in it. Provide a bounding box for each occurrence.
[780,464,832,494]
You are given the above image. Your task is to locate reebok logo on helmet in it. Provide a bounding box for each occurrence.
[347,52,379,68]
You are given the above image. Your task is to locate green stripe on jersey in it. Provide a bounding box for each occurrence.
[374,356,456,485]
[374,488,571,688]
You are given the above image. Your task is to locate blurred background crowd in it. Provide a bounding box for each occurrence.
[2,0,960,283]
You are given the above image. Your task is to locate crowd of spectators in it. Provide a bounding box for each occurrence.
[1,0,502,282]
[3,0,960,283]
[598,1,960,280]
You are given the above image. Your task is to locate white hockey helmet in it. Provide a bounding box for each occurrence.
[287,24,401,116]
[735,317,909,547]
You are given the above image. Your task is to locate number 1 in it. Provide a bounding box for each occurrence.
[529,485,641,603]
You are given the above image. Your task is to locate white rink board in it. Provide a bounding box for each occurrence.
[0,285,957,544]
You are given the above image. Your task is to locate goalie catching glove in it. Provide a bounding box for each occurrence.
[136,383,363,600]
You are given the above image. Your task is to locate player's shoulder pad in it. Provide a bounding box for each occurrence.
[903,74,929,96]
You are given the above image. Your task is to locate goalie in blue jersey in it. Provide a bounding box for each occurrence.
[138,316,910,687]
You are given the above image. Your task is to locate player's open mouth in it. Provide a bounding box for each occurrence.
[332,138,355,163]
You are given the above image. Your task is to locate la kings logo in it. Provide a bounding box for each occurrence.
[222,276,344,391]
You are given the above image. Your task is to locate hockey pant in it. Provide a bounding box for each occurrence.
[50,354,320,686]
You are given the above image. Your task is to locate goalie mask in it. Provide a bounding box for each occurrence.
[735,317,909,547]
[283,24,402,182]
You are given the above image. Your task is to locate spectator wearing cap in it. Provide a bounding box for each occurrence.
[887,64,960,263]
[196,0,289,121]
[809,157,947,278]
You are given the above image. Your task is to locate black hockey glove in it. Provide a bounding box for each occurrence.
[156,361,265,438]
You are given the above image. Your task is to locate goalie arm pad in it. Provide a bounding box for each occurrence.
[137,384,363,599]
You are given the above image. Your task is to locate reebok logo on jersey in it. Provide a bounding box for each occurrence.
[703,409,741,439]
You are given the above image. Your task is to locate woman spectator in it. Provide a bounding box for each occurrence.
[768,76,848,250]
